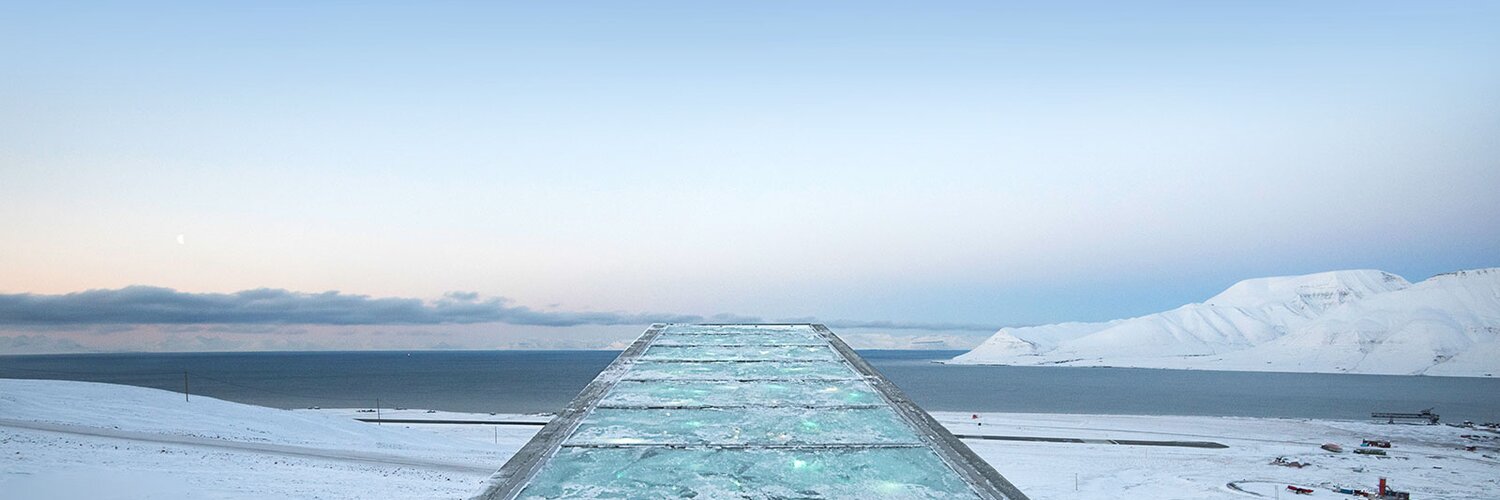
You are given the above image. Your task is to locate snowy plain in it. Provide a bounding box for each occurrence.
[3,379,1497,499]
[952,268,1500,377]
[0,379,520,499]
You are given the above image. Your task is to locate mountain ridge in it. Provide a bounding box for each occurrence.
[949,268,1500,377]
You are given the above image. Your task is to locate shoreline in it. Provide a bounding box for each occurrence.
[939,359,1499,378]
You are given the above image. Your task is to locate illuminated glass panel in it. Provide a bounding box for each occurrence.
[599,379,881,408]
[517,447,978,500]
[486,324,1022,500]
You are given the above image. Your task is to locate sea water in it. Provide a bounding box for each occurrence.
[2,350,1497,421]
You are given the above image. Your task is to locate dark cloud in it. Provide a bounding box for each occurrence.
[0,286,998,332]
[444,291,480,301]
[0,286,703,327]
[0,334,90,353]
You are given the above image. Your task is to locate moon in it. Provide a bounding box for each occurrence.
[176,234,185,245]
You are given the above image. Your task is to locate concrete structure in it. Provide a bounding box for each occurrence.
[473,323,1029,499]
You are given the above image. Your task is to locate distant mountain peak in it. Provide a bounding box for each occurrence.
[951,267,1499,377]
[1424,267,1500,282]
[1203,270,1409,314]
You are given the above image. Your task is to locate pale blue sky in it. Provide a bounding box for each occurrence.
[2,1,1498,351]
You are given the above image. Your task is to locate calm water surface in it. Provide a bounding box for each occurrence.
[2,350,1496,421]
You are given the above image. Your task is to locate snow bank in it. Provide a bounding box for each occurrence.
[952,268,1500,376]
[0,378,442,449]
[0,379,521,499]
[937,411,1500,500]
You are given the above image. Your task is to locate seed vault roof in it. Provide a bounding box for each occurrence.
[473,323,1028,500]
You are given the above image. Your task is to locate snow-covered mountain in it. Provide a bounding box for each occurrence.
[949,269,1500,377]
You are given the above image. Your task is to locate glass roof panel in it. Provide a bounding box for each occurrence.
[640,345,838,361]
[651,331,826,346]
[481,324,1025,500]
[622,360,860,381]
[659,324,810,335]
[599,379,881,408]
[567,407,920,446]
[516,447,981,500]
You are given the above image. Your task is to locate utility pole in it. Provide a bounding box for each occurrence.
[183,371,190,402]
[376,398,381,425]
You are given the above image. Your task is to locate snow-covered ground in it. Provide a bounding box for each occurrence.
[0,378,523,499]
[952,268,1500,377]
[3,379,1496,499]
[936,412,1499,499]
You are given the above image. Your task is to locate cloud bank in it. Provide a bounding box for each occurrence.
[0,286,995,332]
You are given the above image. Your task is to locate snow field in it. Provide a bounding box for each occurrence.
[3,379,1496,499]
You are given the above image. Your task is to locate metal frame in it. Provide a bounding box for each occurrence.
[472,323,1029,500]
[812,324,1029,500]
[471,324,667,500]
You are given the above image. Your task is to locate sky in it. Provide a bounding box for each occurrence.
[2,1,1498,353]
